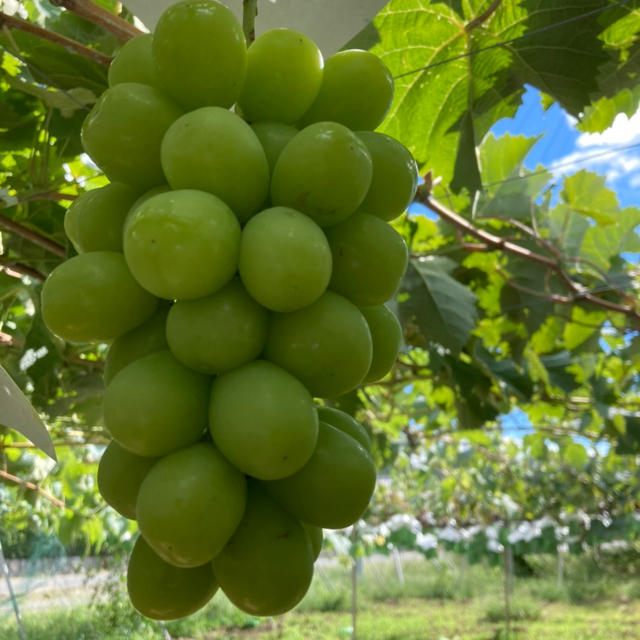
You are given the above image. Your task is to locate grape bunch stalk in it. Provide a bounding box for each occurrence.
[41,0,418,620]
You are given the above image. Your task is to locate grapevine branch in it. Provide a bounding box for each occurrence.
[243,0,258,45]
[465,0,502,32]
[49,0,142,41]
[0,258,46,281]
[0,469,65,508]
[0,214,66,258]
[0,12,112,66]
[415,180,640,325]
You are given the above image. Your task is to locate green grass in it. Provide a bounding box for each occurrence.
[2,555,640,640]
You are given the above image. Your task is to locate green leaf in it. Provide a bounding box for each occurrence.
[398,256,477,354]
[579,85,640,132]
[540,351,580,392]
[0,364,56,460]
[476,133,550,220]
[563,442,588,468]
[474,344,534,401]
[579,206,640,271]
[559,171,619,226]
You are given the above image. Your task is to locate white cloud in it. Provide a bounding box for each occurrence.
[576,109,640,148]
[548,107,640,194]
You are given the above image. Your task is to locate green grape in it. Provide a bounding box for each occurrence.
[212,482,313,616]
[137,443,246,568]
[108,34,157,87]
[317,406,371,452]
[97,441,157,519]
[251,122,297,174]
[81,83,182,190]
[161,107,269,222]
[360,305,402,383]
[104,304,170,385]
[127,536,218,620]
[166,279,268,374]
[123,189,240,300]
[298,50,393,131]
[238,28,323,124]
[270,122,372,227]
[152,0,246,110]
[103,350,209,457]
[63,183,138,253]
[209,360,318,480]
[129,184,171,214]
[41,252,157,343]
[239,207,331,312]
[302,522,323,560]
[325,212,408,305]
[264,291,372,398]
[265,422,376,529]
[356,131,418,221]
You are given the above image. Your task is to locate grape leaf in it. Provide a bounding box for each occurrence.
[398,256,477,354]
[0,364,56,461]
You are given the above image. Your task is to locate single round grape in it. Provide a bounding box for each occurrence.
[271,122,372,227]
[161,107,269,222]
[108,34,157,87]
[239,207,331,312]
[360,305,402,383]
[251,122,297,174]
[127,536,218,621]
[264,291,372,398]
[81,83,182,190]
[356,131,418,221]
[238,28,323,124]
[152,0,246,109]
[317,406,371,452]
[265,422,376,529]
[137,443,247,568]
[298,50,393,131]
[104,304,170,385]
[166,279,268,374]
[302,523,323,561]
[123,189,240,300]
[97,441,157,519]
[212,482,313,616]
[41,252,157,343]
[103,351,209,457]
[209,360,318,480]
[63,183,138,253]
[326,212,408,305]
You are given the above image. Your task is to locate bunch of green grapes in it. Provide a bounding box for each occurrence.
[42,0,418,621]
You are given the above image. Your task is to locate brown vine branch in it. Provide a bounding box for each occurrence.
[0,258,46,281]
[466,0,502,32]
[242,0,258,45]
[0,11,112,66]
[416,184,640,325]
[0,439,109,450]
[0,214,66,258]
[0,469,65,508]
[49,0,142,41]
[16,191,77,204]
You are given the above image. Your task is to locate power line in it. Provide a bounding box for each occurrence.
[393,0,635,81]
[483,141,640,187]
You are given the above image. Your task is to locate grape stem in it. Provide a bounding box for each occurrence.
[242,0,258,45]
[49,0,142,41]
[0,213,67,258]
[0,11,112,66]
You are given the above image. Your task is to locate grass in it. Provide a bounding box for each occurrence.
[2,554,640,640]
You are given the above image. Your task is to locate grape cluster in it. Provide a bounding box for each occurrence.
[42,0,417,621]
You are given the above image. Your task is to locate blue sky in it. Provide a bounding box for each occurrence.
[491,85,640,209]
